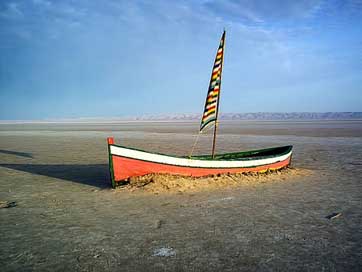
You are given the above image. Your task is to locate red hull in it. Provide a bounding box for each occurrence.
[111,155,291,182]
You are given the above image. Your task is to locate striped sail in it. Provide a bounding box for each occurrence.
[200,31,225,132]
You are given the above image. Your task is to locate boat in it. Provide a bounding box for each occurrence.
[107,30,293,188]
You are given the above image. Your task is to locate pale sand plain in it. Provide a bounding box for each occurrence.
[0,120,361,271]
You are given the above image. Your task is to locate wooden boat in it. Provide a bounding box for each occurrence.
[107,31,293,188]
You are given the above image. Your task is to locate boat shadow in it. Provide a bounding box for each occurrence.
[0,163,110,189]
[0,149,33,158]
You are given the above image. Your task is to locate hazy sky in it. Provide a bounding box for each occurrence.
[0,0,361,119]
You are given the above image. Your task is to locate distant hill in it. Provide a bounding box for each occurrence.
[1,112,361,124]
[124,112,362,121]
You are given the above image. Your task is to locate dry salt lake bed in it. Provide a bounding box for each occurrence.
[0,120,361,271]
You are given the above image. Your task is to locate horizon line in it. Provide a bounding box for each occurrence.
[1,112,361,124]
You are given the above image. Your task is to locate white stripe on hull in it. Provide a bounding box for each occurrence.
[110,145,292,169]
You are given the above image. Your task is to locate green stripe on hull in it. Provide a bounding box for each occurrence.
[190,145,292,161]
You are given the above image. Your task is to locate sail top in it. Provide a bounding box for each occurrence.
[200,30,225,132]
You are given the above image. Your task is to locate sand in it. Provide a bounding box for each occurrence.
[0,120,361,271]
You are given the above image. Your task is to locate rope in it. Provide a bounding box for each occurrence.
[189,123,216,158]
[202,123,216,133]
[189,132,201,158]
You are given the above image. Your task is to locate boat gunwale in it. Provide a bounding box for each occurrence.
[108,143,293,162]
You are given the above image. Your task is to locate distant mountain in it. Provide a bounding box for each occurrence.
[1,112,361,124]
[124,112,362,121]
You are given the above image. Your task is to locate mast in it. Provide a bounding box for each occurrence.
[211,30,225,158]
[198,30,226,159]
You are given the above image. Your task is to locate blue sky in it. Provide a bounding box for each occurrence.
[0,0,361,119]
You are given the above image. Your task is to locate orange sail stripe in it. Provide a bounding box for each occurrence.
[206,105,216,112]
[203,109,216,118]
[212,70,219,76]
[206,103,217,109]
[207,91,218,99]
[207,96,217,102]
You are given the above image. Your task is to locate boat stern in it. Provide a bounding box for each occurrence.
[107,137,117,188]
